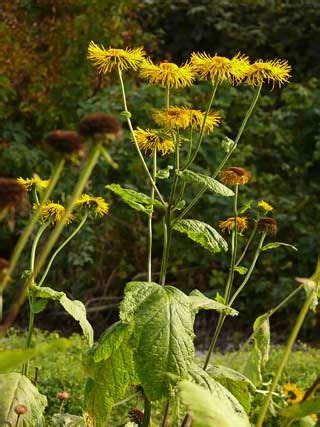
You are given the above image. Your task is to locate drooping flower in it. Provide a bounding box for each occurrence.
[190,52,250,84]
[257,217,278,235]
[17,174,50,192]
[220,167,251,186]
[75,194,109,217]
[46,130,83,154]
[282,383,304,405]
[153,106,221,132]
[140,59,195,88]
[39,202,73,224]
[0,177,27,210]
[245,59,291,88]
[88,42,145,73]
[258,200,273,213]
[219,217,248,234]
[133,128,175,156]
[78,112,122,140]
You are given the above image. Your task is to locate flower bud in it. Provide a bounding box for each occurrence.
[14,404,27,415]
[57,391,70,400]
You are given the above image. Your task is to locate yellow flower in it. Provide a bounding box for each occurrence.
[140,59,195,88]
[190,52,250,84]
[39,202,73,224]
[283,383,304,405]
[219,217,248,234]
[258,200,273,212]
[220,167,251,186]
[17,175,50,192]
[245,59,291,88]
[87,41,145,73]
[153,106,221,132]
[133,128,175,156]
[75,194,109,217]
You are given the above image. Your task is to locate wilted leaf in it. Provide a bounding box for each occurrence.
[261,242,298,251]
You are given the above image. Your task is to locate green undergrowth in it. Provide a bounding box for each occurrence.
[1,329,319,424]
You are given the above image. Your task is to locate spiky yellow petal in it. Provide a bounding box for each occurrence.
[17,175,50,192]
[220,167,251,186]
[133,128,175,156]
[140,59,195,88]
[75,194,109,217]
[282,383,304,405]
[258,200,273,212]
[219,217,248,234]
[245,59,291,88]
[39,202,73,224]
[88,41,145,73]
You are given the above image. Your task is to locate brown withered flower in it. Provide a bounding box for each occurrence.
[14,404,27,415]
[45,130,83,154]
[129,408,144,425]
[78,112,122,140]
[0,177,27,210]
[220,167,251,186]
[57,391,71,400]
[258,217,278,235]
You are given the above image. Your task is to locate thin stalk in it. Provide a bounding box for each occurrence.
[147,149,157,282]
[117,66,165,205]
[183,79,219,170]
[38,213,88,287]
[165,87,170,109]
[256,290,315,427]
[161,401,170,427]
[174,84,262,224]
[0,144,101,336]
[142,395,152,427]
[226,185,239,302]
[235,222,258,267]
[0,158,65,295]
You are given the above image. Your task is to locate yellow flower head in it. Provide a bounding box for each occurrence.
[17,174,50,192]
[220,167,251,186]
[190,52,250,84]
[39,202,73,225]
[133,128,175,156]
[153,106,221,132]
[75,194,109,217]
[88,41,145,73]
[219,217,248,234]
[258,200,273,213]
[245,59,291,88]
[283,383,304,405]
[140,59,195,88]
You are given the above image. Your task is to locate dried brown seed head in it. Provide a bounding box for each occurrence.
[220,167,251,186]
[78,112,122,140]
[258,217,278,235]
[46,130,83,154]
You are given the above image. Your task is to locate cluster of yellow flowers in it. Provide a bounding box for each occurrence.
[88,41,291,88]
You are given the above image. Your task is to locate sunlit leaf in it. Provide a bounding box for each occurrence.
[178,169,234,197]
[261,242,298,251]
[189,289,238,316]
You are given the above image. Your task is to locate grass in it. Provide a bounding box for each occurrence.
[1,329,319,425]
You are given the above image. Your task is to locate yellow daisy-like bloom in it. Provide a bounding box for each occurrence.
[219,217,248,234]
[75,194,109,217]
[220,167,251,186]
[39,202,73,224]
[282,383,304,405]
[245,59,291,88]
[153,106,221,132]
[133,128,175,156]
[258,200,273,212]
[190,52,250,84]
[17,175,50,192]
[140,59,195,88]
[87,41,145,73]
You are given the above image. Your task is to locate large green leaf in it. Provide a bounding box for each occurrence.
[178,379,250,427]
[0,339,70,373]
[207,365,255,414]
[173,219,228,253]
[0,373,47,426]
[120,281,195,401]
[189,289,238,316]
[51,413,85,426]
[261,242,298,252]
[33,286,93,347]
[280,397,320,419]
[178,170,234,197]
[106,183,163,214]
[84,321,137,427]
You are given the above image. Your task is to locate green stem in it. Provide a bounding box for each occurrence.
[174,84,262,223]
[235,222,258,267]
[165,87,170,109]
[38,213,88,287]
[142,395,152,427]
[225,185,239,302]
[117,66,165,205]
[256,289,315,427]
[148,150,157,282]
[0,144,101,336]
[0,158,65,296]
[183,79,219,170]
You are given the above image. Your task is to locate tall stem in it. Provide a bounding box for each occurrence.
[235,222,258,267]
[38,213,88,287]
[142,395,152,427]
[0,144,101,336]
[256,290,315,427]
[183,79,219,170]
[148,150,157,282]
[117,66,165,205]
[175,84,262,223]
